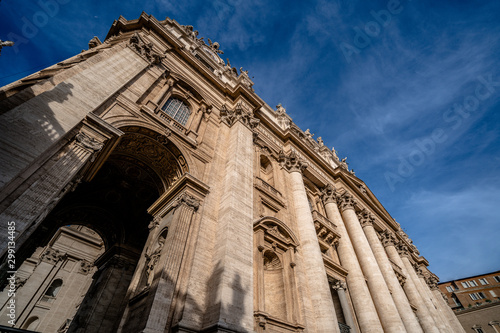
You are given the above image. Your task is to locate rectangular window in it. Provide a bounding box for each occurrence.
[490,290,497,297]
[446,286,454,292]
[494,276,500,283]
[470,292,486,300]
[462,282,469,288]
[479,278,489,285]
[470,280,478,287]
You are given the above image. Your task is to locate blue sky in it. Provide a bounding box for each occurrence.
[1,0,499,281]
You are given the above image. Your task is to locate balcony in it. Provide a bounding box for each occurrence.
[311,210,340,245]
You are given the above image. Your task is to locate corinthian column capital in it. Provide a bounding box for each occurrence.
[278,150,308,173]
[172,193,200,211]
[357,209,375,228]
[380,230,397,248]
[397,242,410,257]
[337,192,356,212]
[320,184,338,205]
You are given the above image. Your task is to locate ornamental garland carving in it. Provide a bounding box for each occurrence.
[357,209,375,228]
[320,184,338,205]
[278,150,308,173]
[337,192,356,212]
[75,132,104,152]
[220,103,260,129]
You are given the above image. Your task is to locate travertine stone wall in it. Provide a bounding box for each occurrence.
[0,45,147,189]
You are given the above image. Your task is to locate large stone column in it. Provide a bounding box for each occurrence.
[321,185,383,333]
[429,285,466,333]
[331,281,358,333]
[390,243,440,333]
[359,214,423,333]
[416,270,452,333]
[119,174,209,333]
[282,151,340,333]
[338,193,406,333]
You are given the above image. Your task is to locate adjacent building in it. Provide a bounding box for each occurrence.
[0,13,465,333]
[439,271,500,333]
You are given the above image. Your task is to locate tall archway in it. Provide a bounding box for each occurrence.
[3,125,189,333]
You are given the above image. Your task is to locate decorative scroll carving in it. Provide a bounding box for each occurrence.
[220,103,259,129]
[172,193,200,211]
[357,209,375,228]
[41,247,66,264]
[278,150,308,173]
[80,260,93,274]
[75,132,104,152]
[337,192,356,212]
[148,216,161,230]
[129,32,165,65]
[320,184,338,205]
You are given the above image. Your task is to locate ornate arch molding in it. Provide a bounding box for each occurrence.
[253,216,299,249]
[112,126,189,193]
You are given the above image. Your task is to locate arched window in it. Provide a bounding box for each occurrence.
[45,278,63,297]
[161,98,191,125]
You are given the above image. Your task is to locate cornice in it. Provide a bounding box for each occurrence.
[105,13,265,112]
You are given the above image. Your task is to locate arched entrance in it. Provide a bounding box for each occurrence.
[1,126,189,332]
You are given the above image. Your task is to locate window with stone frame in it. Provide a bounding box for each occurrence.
[161,97,191,126]
[469,292,486,301]
[479,278,489,285]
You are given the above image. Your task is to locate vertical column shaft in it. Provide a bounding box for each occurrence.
[431,289,466,333]
[288,171,340,333]
[339,195,406,333]
[391,249,439,333]
[322,190,383,333]
[417,274,452,333]
[363,224,423,333]
[334,283,358,333]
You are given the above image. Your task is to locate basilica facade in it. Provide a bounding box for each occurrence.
[0,13,464,333]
